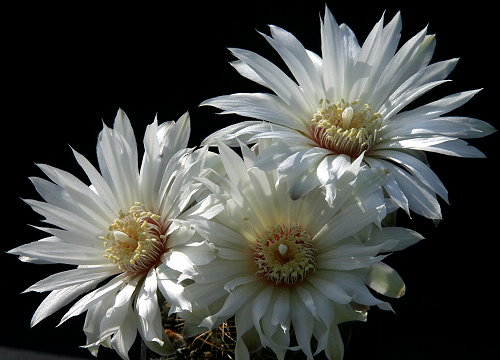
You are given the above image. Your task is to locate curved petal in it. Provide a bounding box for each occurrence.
[25,265,119,293]
[202,93,308,132]
[31,280,101,327]
[136,270,165,346]
[10,237,105,265]
[228,48,310,117]
[372,149,448,202]
[366,262,406,298]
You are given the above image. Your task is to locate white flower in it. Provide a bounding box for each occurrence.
[179,143,423,360]
[9,110,221,359]
[202,6,495,220]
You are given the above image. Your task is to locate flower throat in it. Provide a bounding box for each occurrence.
[311,99,381,158]
[101,202,167,275]
[254,224,316,286]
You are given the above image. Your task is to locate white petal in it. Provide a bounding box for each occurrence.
[184,280,228,310]
[113,109,138,166]
[320,7,344,100]
[29,225,102,249]
[201,282,261,328]
[25,265,119,293]
[163,250,198,278]
[379,80,450,121]
[381,113,494,140]
[229,47,310,116]
[364,157,410,215]
[372,149,448,202]
[230,60,268,88]
[31,280,101,327]
[158,111,191,154]
[380,159,442,219]
[156,264,192,312]
[316,154,351,186]
[271,287,290,330]
[308,276,351,304]
[31,164,114,227]
[98,281,138,355]
[290,292,314,358]
[110,312,137,360]
[72,148,120,212]
[253,140,299,171]
[177,193,223,222]
[24,199,102,235]
[224,275,257,293]
[235,338,251,360]
[176,240,216,266]
[370,26,428,109]
[202,93,308,132]
[218,141,252,188]
[59,273,127,325]
[366,262,406,298]
[97,124,140,209]
[189,259,246,285]
[10,237,105,265]
[366,226,424,251]
[192,219,248,248]
[202,120,271,146]
[395,137,486,158]
[136,270,164,345]
[325,325,344,360]
[250,129,316,146]
[321,271,390,309]
[276,148,328,196]
[315,202,383,248]
[380,58,458,117]
[83,295,113,356]
[252,286,274,347]
[217,247,250,261]
[351,12,403,101]
[390,89,482,123]
[264,25,324,107]
[420,116,496,139]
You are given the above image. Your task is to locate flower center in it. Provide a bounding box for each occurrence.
[101,202,166,275]
[254,224,316,286]
[310,99,381,158]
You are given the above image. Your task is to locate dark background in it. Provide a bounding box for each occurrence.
[2,1,498,359]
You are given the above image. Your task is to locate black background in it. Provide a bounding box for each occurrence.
[2,1,498,359]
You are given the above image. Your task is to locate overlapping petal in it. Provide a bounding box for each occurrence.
[179,143,423,359]
[202,6,495,220]
[9,109,220,359]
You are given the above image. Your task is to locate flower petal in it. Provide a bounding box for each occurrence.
[308,276,351,304]
[25,265,119,293]
[228,48,310,116]
[290,291,314,358]
[31,280,101,327]
[366,262,406,298]
[202,93,308,132]
[136,270,165,346]
[10,237,105,265]
[372,149,448,202]
[59,273,127,325]
[366,226,424,251]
